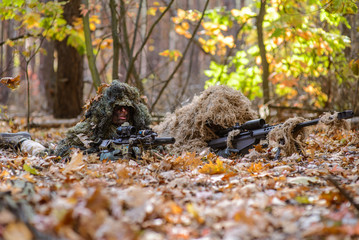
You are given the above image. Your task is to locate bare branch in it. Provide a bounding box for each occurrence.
[0,33,32,46]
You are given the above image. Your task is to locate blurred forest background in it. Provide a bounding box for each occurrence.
[0,0,359,124]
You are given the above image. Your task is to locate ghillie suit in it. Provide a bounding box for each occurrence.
[268,111,352,157]
[268,117,309,157]
[55,81,151,157]
[153,85,258,154]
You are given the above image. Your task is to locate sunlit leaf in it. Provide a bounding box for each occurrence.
[177,8,186,19]
[199,159,228,175]
[147,7,157,16]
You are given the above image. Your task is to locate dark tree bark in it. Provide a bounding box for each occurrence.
[54,0,83,118]
[256,0,270,104]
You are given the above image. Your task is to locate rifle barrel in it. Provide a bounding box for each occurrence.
[154,137,175,145]
[294,110,354,132]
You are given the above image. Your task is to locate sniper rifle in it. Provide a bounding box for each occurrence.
[98,125,175,161]
[207,110,354,158]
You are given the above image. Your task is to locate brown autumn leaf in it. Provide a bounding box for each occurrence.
[63,151,85,174]
[0,75,21,90]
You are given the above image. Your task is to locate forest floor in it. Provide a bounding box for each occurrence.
[0,118,359,240]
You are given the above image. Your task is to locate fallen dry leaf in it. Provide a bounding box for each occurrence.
[0,75,21,90]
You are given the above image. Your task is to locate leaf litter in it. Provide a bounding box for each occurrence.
[0,120,359,239]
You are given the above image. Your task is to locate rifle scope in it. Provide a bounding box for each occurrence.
[240,119,266,130]
[116,126,136,137]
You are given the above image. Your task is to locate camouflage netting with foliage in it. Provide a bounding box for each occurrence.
[55,80,151,157]
[153,85,258,154]
[319,112,351,134]
[268,117,309,157]
[267,111,352,157]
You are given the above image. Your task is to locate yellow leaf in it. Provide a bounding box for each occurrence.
[198,37,206,45]
[172,16,181,24]
[203,45,210,53]
[172,50,183,61]
[247,162,264,173]
[159,7,166,13]
[202,22,218,31]
[207,39,216,46]
[159,50,170,57]
[219,24,228,31]
[23,13,40,28]
[89,23,96,31]
[5,39,14,47]
[90,15,100,24]
[231,9,241,17]
[199,159,227,175]
[222,36,234,48]
[22,50,31,58]
[100,39,113,49]
[184,32,192,39]
[181,22,189,30]
[0,75,21,90]
[147,7,157,16]
[175,25,186,35]
[154,1,160,6]
[177,9,186,19]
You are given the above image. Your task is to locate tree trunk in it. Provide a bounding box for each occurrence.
[256,0,270,104]
[39,39,55,113]
[54,0,83,118]
[109,0,120,80]
[0,20,13,105]
[83,0,101,89]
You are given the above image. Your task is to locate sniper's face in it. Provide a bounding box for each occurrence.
[112,106,131,126]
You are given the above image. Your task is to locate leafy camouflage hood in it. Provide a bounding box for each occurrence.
[83,80,151,135]
[55,81,151,157]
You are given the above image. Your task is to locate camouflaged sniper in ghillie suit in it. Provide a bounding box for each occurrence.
[55,80,152,157]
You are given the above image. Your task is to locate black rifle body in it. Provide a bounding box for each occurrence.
[99,126,175,160]
[208,110,354,157]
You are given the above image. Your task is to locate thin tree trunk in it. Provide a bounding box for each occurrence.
[83,0,101,89]
[109,0,120,80]
[39,39,55,113]
[256,0,270,104]
[0,20,14,105]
